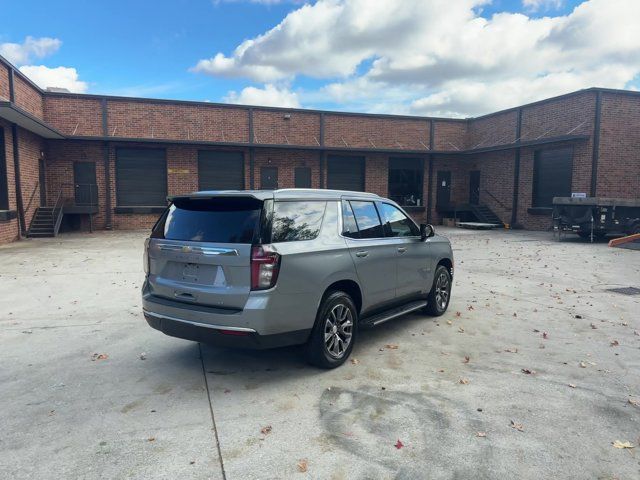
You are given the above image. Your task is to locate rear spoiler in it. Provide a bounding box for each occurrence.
[167,191,275,202]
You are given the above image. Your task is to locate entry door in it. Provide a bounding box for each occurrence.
[436,171,451,207]
[39,159,47,206]
[74,162,98,205]
[469,170,480,205]
[260,167,278,190]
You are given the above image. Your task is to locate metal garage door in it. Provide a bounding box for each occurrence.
[532,148,573,207]
[327,155,365,191]
[116,148,167,206]
[198,151,245,190]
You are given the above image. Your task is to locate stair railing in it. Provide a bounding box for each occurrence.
[51,187,65,236]
[24,181,40,218]
[482,189,511,211]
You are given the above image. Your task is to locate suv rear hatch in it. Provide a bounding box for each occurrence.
[147,195,268,310]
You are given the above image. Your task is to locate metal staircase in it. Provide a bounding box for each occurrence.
[27,189,65,238]
[470,204,503,225]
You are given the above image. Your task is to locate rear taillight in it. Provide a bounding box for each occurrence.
[251,245,280,290]
[143,238,150,275]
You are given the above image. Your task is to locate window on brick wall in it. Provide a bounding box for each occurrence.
[388,157,423,206]
[198,150,244,190]
[532,147,572,208]
[0,127,9,211]
[116,148,167,207]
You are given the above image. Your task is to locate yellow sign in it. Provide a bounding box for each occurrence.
[168,168,190,174]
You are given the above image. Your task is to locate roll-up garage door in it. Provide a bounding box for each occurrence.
[532,148,573,207]
[327,155,365,191]
[116,148,167,206]
[198,151,244,190]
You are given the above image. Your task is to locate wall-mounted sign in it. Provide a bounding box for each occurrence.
[168,168,190,174]
[571,192,587,198]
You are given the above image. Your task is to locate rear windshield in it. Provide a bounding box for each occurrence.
[151,197,262,243]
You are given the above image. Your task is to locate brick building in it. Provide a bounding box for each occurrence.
[1,53,639,244]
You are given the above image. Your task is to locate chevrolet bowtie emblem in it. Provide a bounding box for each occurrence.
[181,246,192,253]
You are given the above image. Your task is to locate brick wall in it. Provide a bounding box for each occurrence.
[18,128,45,228]
[598,92,640,198]
[324,114,430,150]
[433,121,467,151]
[0,64,9,101]
[253,110,320,146]
[44,96,103,136]
[467,111,517,149]
[106,100,249,143]
[254,149,320,189]
[0,120,19,244]
[13,75,44,119]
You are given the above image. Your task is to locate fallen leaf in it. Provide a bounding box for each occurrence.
[459,378,469,384]
[579,361,587,368]
[610,340,619,347]
[569,384,576,388]
[476,432,486,438]
[504,348,518,353]
[463,356,470,364]
[628,398,640,407]
[612,440,634,449]
[148,437,156,442]
[521,368,535,375]
[575,314,583,319]
[467,305,474,311]
[394,439,404,449]
[351,358,359,365]
[446,320,453,325]
[510,420,524,432]
[260,425,272,435]
[91,353,109,361]
[297,459,308,472]
[542,332,548,339]
[139,352,147,360]
[384,344,399,350]
[455,311,462,317]
[590,323,598,329]
[458,327,465,333]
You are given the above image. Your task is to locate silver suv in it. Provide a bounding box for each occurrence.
[142,189,453,368]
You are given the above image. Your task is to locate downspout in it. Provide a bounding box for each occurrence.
[510,108,523,227]
[426,120,435,224]
[319,113,325,189]
[590,91,602,197]
[102,98,113,229]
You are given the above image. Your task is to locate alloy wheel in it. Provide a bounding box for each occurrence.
[324,304,353,358]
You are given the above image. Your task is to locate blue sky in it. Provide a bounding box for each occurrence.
[1,0,638,117]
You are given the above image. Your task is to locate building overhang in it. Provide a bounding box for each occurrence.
[0,101,65,139]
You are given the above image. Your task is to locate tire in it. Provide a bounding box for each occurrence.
[425,265,452,316]
[306,291,358,369]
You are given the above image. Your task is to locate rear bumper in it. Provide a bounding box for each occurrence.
[143,310,310,349]
[141,280,315,348]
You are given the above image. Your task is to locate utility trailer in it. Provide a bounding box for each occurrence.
[552,197,640,241]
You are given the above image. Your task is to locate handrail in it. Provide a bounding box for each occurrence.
[482,189,511,211]
[25,180,40,214]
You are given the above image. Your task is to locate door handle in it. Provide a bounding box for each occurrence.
[397,247,407,253]
[355,251,369,258]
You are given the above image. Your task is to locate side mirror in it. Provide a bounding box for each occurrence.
[420,223,435,240]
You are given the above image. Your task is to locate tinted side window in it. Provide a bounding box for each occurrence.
[380,203,420,237]
[271,201,326,242]
[342,201,359,238]
[350,201,384,239]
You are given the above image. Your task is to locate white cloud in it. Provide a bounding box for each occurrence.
[522,0,563,12]
[224,83,300,107]
[19,65,88,93]
[0,36,61,66]
[195,0,640,116]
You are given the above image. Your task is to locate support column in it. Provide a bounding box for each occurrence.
[11,124,25,237]
[101,98,113,229]
[249,148,255,189]
[590,91,602,197]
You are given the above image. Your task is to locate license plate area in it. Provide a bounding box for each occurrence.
[177,263,226,286]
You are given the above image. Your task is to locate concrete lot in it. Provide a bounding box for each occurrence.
[1,227,639,479]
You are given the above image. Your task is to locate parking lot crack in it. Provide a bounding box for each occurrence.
[199,342,227,480]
